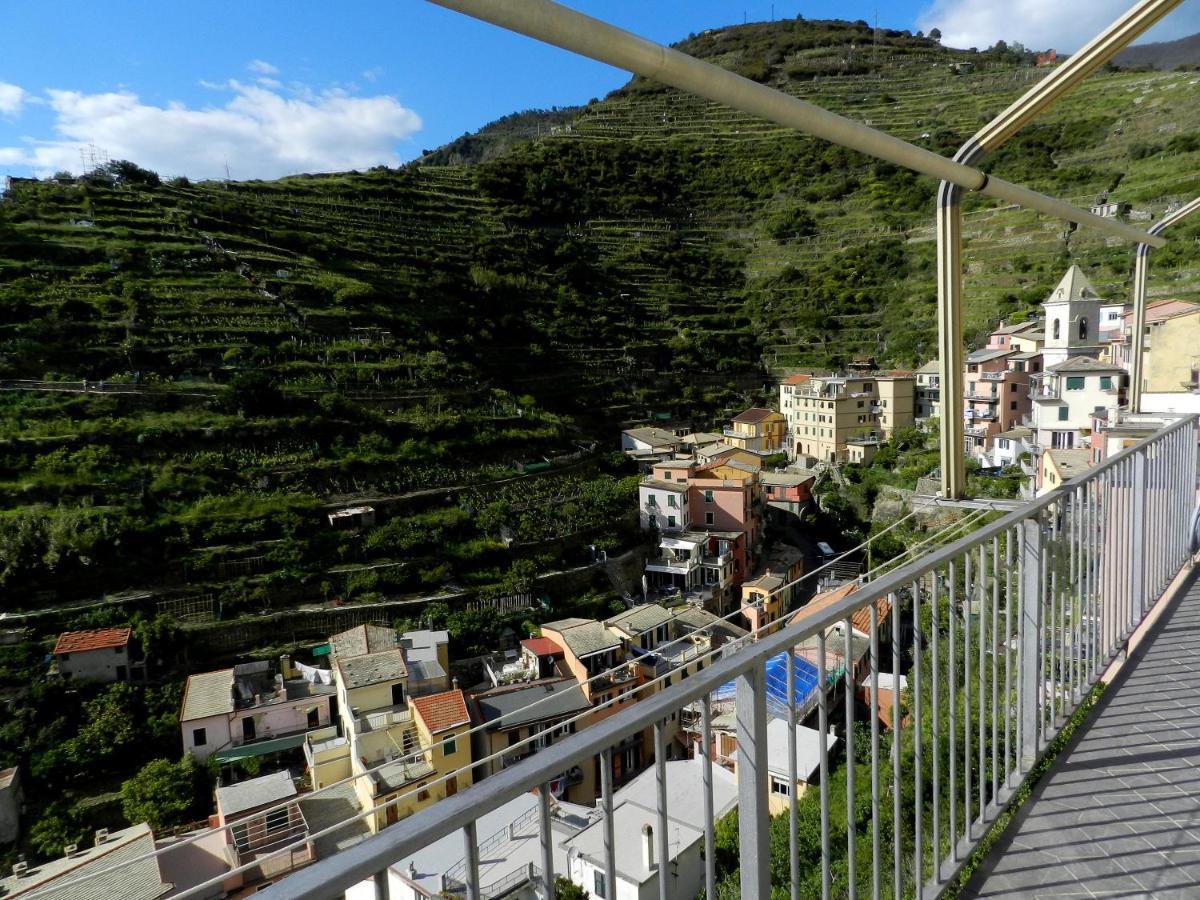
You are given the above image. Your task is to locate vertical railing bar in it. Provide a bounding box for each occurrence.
[539,782,554,898]
[990,534,999,803]
[818,634,831,900]
[700,701,715,900]
[931,568,941,885]
[948,559,958,863]
[870,602,881,900]
[1039,507,1049,748]
[463,822,481,900]
[654,720,669,900]
[1075,485,1084,703]
[1069,487,1078,706]
[964,548,972,836]
[892,590,902,899]
[601,746,617,900]
[1004,527,1013,787]
[1048,501,1059,730]
[913,576,924,900]
[788,646,800,900]
[846,616,858,900]
[374,866,391,900]
[977,543,986,824]
[1014,524,1024,776]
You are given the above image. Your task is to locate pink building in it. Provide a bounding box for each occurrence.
[964,334,1043,456]
[180,657,336,763]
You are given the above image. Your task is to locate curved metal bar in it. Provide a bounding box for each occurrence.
[936,0,1184,498]
[1129,195,1200,410]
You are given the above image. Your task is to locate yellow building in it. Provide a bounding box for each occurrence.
[1134,303,1200,395]
[782,375,883,463]
[874,374,916,437]
[305,625,471,834]
[724,408,787,453]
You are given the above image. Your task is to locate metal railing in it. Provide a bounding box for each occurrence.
[264,415,1197,900]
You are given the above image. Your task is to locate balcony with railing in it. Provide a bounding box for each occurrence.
[252,414,1196,900]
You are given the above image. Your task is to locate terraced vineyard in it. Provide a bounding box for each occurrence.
[2,17,1200,616]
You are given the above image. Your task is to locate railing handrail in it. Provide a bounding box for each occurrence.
[267,413,1197,898]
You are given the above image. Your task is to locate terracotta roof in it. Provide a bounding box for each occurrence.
[731,407,781,424]
[1122,298,1200,325]
[521,637,564,658]
[788,581,861,626]
[782,374,812,386]
[882,369,914,378]
[851,595,892,636]
[53,627,130,655]
[410,689,471,734]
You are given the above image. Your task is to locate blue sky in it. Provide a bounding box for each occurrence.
[1,1,1197,181]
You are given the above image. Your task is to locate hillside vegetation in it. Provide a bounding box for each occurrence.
[2,17,1200,613]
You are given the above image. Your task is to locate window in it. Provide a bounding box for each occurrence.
[391,683,405,706]
[770,776,792,797]
[1010,401,1018,410]
[192,727,207,747]
[1009,382,1018,392]
[1053,319,1061,340]
[417,789,430,802]
[443,736,457,756]
[1066,377,1085,391]
[646,495,657,507]
[705,512,715,525]
[1100,376,1113,390]
[667,515,676,528]
[508,730,522,747]
[1079,317,1088,341]
[998,439,1010,450]
[594,870,608,899]
[704,490,714,503]
[1058,407,1069,421]
[264,807,290,834]
[667,495,677,508]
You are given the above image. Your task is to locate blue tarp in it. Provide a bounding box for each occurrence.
[713,652,821,718]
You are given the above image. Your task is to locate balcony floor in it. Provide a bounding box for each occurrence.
[966,567,1200,899]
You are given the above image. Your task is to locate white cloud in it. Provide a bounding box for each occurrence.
[362,67,383,84]
[0,79,423,180]
[247,59,280,76]
[917,0,1200,52]
[0,82,25,116]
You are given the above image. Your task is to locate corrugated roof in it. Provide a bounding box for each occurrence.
[521,637,564,658]
[53,627,130,655]
[1047,356,1122,373]
[731,407,781,424]
[180,669,234,721]
[543,619,621,659]
[215,770,297,817]
[0,823,170,900]
[337,649,407,689]
[410,689,470,734]
[473,679,591,730]
[329,624,399,660]
[605,604,672,636]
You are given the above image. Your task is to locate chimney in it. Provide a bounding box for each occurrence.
[407,862,417,880]
[94,828,110,846]
[642,823,655,870]
[280,654,292,678]
[13,861,29,877]
[64,844,79,858]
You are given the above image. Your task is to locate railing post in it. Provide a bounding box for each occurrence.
[1130,450,1148,623]
[1018,515,1043,770]
[736,659,771,897]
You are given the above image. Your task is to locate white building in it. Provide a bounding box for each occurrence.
[914,360,941,420]
[985,426,1036,471]
[729,718,839,814]
[621,427,678,456]
[1039,266,1106,368]
[1030,357,1123,450]
[53,627,136,683]
[564,755,737,900]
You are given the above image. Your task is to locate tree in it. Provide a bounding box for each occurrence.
[224,370,284,417]
[121,757,204,831]
[929,27,942,42]
[554,877,589,899]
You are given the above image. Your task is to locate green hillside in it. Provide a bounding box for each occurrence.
[2,17,1200,613]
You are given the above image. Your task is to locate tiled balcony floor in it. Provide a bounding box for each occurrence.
[965,568,1200,899]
